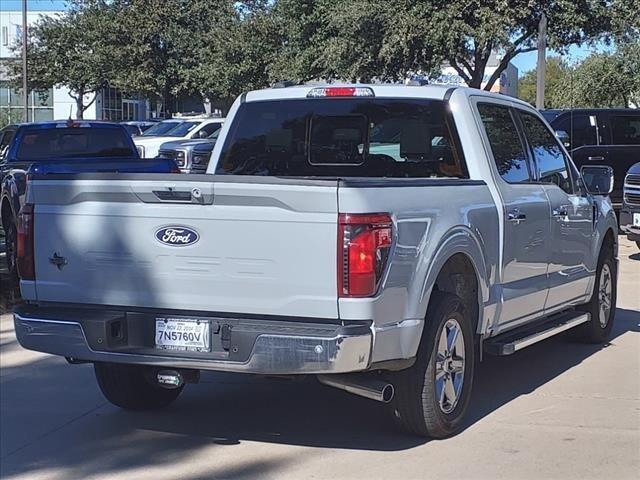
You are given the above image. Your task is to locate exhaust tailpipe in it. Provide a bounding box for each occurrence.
[317,374,394,403]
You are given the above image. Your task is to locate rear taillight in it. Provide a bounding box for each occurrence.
[338,213,393,297]
[17,203,35,280]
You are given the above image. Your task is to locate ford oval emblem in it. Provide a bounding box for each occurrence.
[155,226,199,247]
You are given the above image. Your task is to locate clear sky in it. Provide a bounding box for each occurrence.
[504,43,611,75]
[0,0,67,12]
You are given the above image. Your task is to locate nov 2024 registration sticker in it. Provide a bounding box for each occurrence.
[155,318,211,352]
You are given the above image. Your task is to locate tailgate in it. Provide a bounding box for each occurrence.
[30,176,339,319]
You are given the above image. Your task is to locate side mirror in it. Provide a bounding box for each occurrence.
[580,165,614,195]
[555,130,570,148]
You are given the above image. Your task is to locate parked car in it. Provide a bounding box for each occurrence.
[134,117,224,159]
[14,85,618,439]
[542,108,640,209]
[620,162,640,249]
[120,121,158,137]
[0,120,179,280]
[158,129,220,173]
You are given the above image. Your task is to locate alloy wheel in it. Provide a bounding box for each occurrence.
[434,318,466,414]
[598,263,612,328]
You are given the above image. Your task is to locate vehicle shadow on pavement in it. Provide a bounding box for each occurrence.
[1,307,638,479]
[466,306,639,429]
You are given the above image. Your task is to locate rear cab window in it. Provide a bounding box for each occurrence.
[216,98,467,178]
[16,126,135,160]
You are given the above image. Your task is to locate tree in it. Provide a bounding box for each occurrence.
[8,1,117,119]
[558,43,640,108]
[106,0,230,117]
[191,1,281,102]
[518,57,572,108]
[267,1,625,90]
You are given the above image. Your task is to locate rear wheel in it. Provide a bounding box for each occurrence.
[94,362,183,410]
[576,247,616,343]
[389,293,475,438]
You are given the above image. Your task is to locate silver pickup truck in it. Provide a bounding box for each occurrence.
[13,85,618,438]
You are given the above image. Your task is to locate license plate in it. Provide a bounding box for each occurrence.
[155,318,210,352]
[634,213,640,227]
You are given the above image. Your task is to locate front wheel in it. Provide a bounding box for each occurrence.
[576,248,616,343]
[94,362,183,410]
[389,292,475,438]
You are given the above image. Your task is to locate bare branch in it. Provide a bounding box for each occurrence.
[449,59,471,84]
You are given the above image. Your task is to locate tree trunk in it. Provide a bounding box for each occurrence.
[163,84,173,119]
[75,92,84,120]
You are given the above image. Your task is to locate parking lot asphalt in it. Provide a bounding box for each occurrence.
[0,237,638,480]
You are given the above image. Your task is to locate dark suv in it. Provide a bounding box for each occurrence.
[542,108,640,208]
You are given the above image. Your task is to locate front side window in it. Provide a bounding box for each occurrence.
[553,113,597,150]
[217,99,466,178]
[611,115,640,145]
[197,122,223,138]
[477,103,531,183]
[519,111,573,194]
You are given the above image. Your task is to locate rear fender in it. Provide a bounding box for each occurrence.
[416,226,493,336]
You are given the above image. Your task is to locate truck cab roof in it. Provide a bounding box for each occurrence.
[242,83,532,108]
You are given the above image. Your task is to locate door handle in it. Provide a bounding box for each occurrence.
[587,156,605,162]
[507,209,527,223]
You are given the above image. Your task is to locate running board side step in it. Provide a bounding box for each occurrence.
[484,312,590,356]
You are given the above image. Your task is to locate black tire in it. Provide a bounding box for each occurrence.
[3,215,18,283]
[576,247,617,343]
[389,292,475,438]
[94,362,183,410]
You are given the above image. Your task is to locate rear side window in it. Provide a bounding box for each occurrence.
[16,127,134,160]
[611,115,640,145]
[217,99,467,178]
[477,103,531,183]
[519,112,574,194]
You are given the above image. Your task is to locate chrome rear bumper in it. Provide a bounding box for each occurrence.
[14,312,372,375]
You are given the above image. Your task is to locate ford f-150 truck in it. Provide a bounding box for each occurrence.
[13,85,618,438]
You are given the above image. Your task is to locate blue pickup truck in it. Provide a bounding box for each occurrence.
[1,120,178,280]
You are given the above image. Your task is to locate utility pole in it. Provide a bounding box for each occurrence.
[22,0,28,121]
[535,13,547,110]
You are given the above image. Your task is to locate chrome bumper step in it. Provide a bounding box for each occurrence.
[484,312,590,356]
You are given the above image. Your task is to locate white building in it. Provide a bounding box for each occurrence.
[1,2,147,122]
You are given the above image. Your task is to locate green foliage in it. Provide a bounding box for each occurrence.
[266,0,625,90]
[13,0,640,116]
[561,43,640,108]
[519,41,640,108]
[106,0,231,115]
[518,57,572,108]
